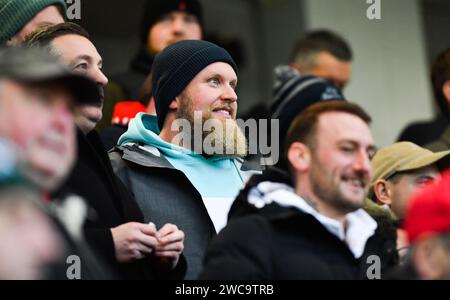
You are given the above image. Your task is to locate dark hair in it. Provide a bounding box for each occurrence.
[431,48,450,118]
[283,101,371,167]
[290,29,353,70]
[24,22,90,48]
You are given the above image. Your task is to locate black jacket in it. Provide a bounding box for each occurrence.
[55,129,185,279]
[199,168,398,280]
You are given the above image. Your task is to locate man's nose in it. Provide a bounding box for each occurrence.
[353,150,372,176]
[172,18,186,34]
[92,67,108,87]
[220,84,237,103]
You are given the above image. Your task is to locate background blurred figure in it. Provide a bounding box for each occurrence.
[0,46,98,192]
[0,46,109,279]
[243,29,352,165]
[0,0,66,46]
[398,48,450,147]
[388,170,450,280]
[289,29,353,90]
[243,29,352,136]
[99,0,204,130]
[426,48,450,153]
[0,187,64,280]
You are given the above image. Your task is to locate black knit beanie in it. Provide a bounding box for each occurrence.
[152,40,238,130]
[140,0,203,45]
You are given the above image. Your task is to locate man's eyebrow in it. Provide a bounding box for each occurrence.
[71,55,103,67]
[339,140,377,150]
[72,55,92,62]
[207,73,237,82]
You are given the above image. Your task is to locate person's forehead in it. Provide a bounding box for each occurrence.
[316,52,351,69]
[315,52,351,76]
[403,165,440,177]
[194,62,237,80]
[51,34,102,61]
[32,5,64,22]
[316,111,373,142]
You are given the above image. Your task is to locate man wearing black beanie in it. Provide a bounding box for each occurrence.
[111,40,261,279]
[100,0,203,130]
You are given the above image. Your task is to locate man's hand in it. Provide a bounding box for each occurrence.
[155,224,185,270]
[111,222,158,263]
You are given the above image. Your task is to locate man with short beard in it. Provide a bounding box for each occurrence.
[110,40,260,279]
[200,101,397,279]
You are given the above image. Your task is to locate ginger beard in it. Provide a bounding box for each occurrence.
[175,93,247,158]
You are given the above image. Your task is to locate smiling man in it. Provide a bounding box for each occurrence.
[200,101,397,280]
[111,40,260,279]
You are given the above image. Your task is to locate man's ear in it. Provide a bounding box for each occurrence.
[373,180,392,205]
[442,80,450,104]
[169,99,178,110]
[287,142,311,172]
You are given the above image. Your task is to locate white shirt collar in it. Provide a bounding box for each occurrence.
[248,181,378,259]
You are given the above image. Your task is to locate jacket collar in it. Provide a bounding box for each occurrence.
[116,142,262,183]
[118,143,173,169]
